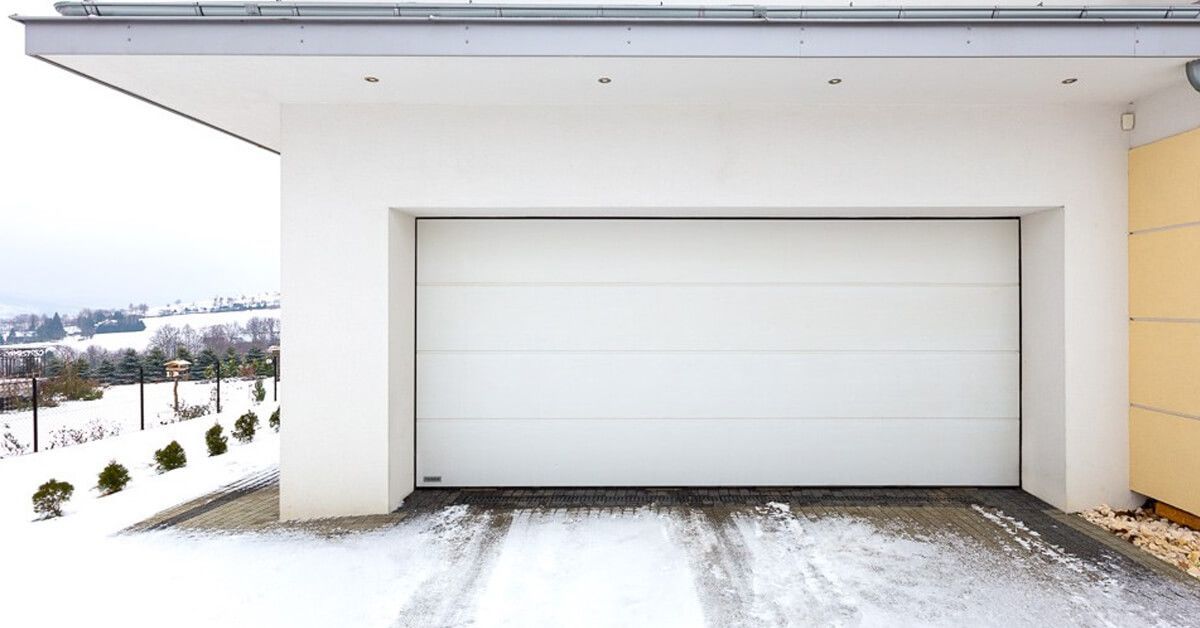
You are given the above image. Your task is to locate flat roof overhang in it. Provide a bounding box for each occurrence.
[14,3,1200,151]
[19,4,1200,58]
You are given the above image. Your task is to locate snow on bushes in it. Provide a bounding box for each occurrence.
[232,411,258,444]
[269,407,279,433]
[170,403,211,422]
[251,379,266,404]
[32,479,74,519]
[2,424,27,458]
[205,423,228,457]
[153,441,187,473]
[96,461,131,496]
[47,419,122,450]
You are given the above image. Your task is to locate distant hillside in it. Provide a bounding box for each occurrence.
[0,292,280,350]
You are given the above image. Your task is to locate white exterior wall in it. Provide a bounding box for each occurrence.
[280,102,1134,518]
[1132,82,1200,147]
[1021,208,1066,508]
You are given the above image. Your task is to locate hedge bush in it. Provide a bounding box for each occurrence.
[269,407,280,433]
[232,411,259,444]
[154,440,187,473]
[32,479,74,519]
[96,461,131,496]
[205,423,228,457]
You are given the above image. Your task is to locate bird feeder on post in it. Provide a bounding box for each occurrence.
[164,358,192,414]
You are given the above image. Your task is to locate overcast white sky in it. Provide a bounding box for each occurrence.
[1,2,279,317]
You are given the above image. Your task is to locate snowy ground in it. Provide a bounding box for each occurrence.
[2,409,1198,627]
[1,378,267,456]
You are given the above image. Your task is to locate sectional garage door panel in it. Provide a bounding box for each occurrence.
[419,418,1020,486]
[418,285,1018,351]
[418,352,1019,420]
[416,218,1020,487]
[417,219,1019,284]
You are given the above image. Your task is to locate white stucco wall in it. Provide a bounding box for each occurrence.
[280,101,1135,518]
[1021,208,1067,508]
[1132,82,1200,148]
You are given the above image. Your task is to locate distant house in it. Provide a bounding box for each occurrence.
[16,1,1200,523]
[94,317,146,335]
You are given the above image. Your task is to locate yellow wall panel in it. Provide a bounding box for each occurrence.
[1130,321,1200,415]
[1130,407,1200,516]
[1129,225,1200,319]
[1129,127,1200,232]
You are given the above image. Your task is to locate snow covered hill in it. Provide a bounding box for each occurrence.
[5,307,280,353]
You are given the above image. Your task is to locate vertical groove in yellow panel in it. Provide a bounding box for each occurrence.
[1128,225,1200,319]
[1129,321,1200,416]
[1129,407,1200,516]
[1129,127,1200,232]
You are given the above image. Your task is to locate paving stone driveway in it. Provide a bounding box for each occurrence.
[131,473,1200,626]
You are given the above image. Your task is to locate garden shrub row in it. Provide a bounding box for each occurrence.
[32,406,279,520]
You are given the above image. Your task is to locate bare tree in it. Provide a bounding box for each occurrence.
[148,325,183,358]
[245,317,280,346]
[178,325,202,356]
[199,324,242,355]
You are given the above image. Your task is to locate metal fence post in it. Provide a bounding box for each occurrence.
[139,366,145,431]
[31,376,38,453]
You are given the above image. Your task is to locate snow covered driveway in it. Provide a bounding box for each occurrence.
[6,501,1200,626]
[2,422,1198,627]
[387,501,1200,627]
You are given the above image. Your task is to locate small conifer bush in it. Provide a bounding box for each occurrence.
[32,479,74,519]
[232,411,259,444]
[269,407,280,433]
[154,440,187,473]
[251,378,266,404]
[96,461,131,496]
[205,423,228,456]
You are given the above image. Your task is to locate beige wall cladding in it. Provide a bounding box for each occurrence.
[1129,127,1200,232]
[1129,225,1200,319]
[1129,125,1200,516]
[1130,407,1200,516]
[1130,321,1200,416]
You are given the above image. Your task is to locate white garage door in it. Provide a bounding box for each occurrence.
[416,219,1019,487]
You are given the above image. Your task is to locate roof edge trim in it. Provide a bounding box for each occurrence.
[42,2,1200,23]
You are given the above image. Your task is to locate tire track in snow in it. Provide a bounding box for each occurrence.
[732,503,862,626]
[666,507,768,627]
[667,503,863,627]
[392,505,513,627]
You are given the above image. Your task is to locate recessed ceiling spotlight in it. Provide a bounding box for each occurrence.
[1061,77,1078,84]
[364,76,380,83]
[598,77,612,84]
[828,78,843,85]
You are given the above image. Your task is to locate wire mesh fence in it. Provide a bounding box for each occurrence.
[0,363,279,459]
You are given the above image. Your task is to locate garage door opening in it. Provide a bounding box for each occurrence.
[415,218,1020,487]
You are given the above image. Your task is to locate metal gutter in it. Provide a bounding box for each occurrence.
[43,2,1200,22]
